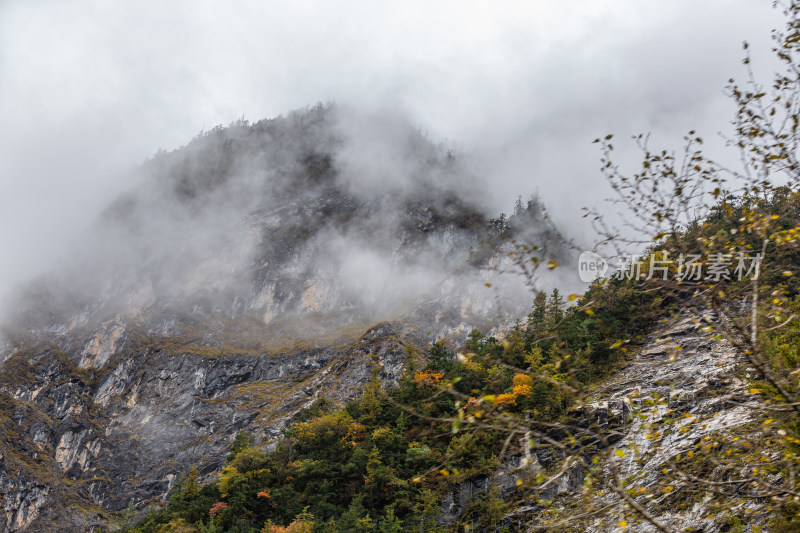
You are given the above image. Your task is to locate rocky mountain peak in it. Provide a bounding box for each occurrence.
[0,105,571,531]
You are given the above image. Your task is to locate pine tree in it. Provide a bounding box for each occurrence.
[547,288,565,327]
[377,506,403,533]
[527,292,548,333]
[514,195,524,217]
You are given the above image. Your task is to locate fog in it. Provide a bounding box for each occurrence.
[0,0,784,303]
[0,106,544,337]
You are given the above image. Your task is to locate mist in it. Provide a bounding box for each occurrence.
[0,0,784,305]
[0,105,565,351]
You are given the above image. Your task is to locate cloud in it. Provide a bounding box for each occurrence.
[0,0,783,300]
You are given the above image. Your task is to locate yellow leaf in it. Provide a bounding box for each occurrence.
[764,419,774,425]
[614,449,625,458]
[585,309,595,316]
[547,260,558,270]
[568,293,580,301]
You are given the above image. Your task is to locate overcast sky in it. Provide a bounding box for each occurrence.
[0,0,784,298]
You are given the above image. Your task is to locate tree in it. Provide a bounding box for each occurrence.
[227,431,256,462]
[571,2,800,528]
[377,505,403,533]
[395,3,800,531]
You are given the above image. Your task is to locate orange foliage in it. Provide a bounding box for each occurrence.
[209,502,228,516]
[463,396,481,410]
[413,371,444,387]
[511,373,533,398]
[495,393,517,405]
[512,373,532,387]
[512,383,532,397]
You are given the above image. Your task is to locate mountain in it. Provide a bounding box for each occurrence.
[0,104,571,531]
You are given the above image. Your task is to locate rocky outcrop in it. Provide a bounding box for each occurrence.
[443,311,760,532]
[573,312,754,532]
[0,320,416,532]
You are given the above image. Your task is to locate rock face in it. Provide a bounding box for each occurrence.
[580,313,753,532]
[428,310,758,531]
[0,321,414,532]
[0,106,570,531]
[486,311,757,532]
[423,310,755,531]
